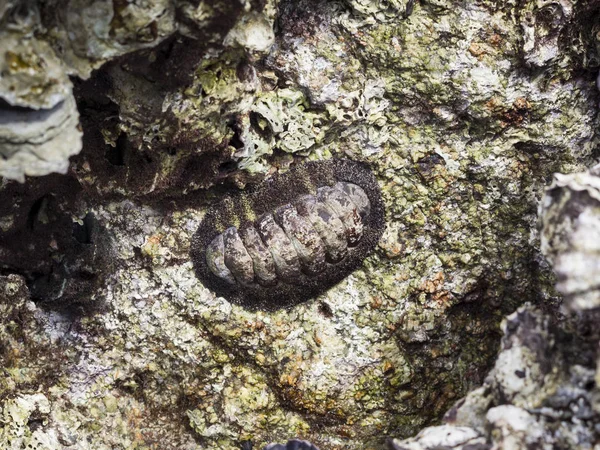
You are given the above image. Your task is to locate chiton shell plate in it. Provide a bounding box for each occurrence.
[191,159,385,310]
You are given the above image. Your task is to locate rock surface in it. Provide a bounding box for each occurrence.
[0,30,82,181]
[390,303,600,449]
[390,164,600,449]
[541,164,600,310]
[1,0,600,449]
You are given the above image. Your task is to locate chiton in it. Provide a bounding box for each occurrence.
[191,159,385,310]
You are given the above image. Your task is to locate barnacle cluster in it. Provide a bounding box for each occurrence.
[191,159,385,309]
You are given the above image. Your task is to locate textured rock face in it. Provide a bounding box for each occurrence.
[0,31,82,181]
[541,164,600,310]
[390,165,600,449]
[389,304,600,449]
[1,0,600,449]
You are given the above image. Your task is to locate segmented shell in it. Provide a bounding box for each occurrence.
[191,159,385,310]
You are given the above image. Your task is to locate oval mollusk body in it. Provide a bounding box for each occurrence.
[295,194,348,263]
[239,226,278,286]
[191,159,385,310]
[317,186,364,246]
[205,234,237,284]
[256,213,302,281]
[223,227,255,285]
[333,182,371,219]
[274,204,326,275]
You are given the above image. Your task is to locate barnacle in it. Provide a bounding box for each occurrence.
[191,159,385,310]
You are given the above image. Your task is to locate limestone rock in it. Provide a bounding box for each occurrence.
[391,305,600,450]
[0,33,81,181]
[1,0,600,448]
[541,164,600,310]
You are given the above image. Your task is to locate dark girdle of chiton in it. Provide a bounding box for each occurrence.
[191,159,385,310]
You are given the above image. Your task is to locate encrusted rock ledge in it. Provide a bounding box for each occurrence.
[1,0,600,449]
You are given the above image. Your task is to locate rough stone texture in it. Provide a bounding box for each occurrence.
[390,165,600,449]
[541,163,600,310]
[389,303,600,450]
[0,29,82,181]
[1,0,600,449]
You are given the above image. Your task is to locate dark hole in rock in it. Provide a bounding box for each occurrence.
[219,160,238,174]
[142,152,153,164]
[27,418,44,432]
[250,111,274,140]
[319,301,334,317]
[76,270,96,281]
[27,196,48,231]
[72,213,96,245]
[270,147,289,161]
[227,119,245,150]
[159,37,176,61]
[105,133,127,166]
[236,60,255,82]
